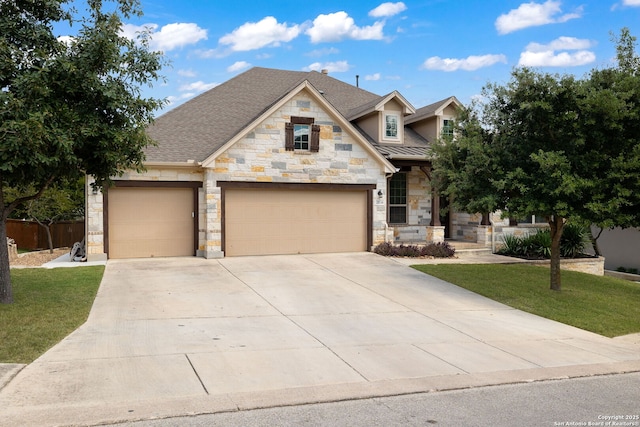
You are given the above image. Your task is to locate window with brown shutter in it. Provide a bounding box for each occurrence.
[286,117,319,152]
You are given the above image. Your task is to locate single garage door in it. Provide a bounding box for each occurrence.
[224,188,368,256]
[108,187,195,259]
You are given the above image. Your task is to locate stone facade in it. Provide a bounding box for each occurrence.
[85,168,204,261]
[202,92,387,258]
[391,167,433,243]
[86,91,389,260]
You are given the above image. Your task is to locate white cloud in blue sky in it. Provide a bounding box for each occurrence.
[218,17,300,51]
[93,0,640,113]
[369,2,408,18]
[495,1,582,35]
[305,12,386,43]
[422,54,508,72]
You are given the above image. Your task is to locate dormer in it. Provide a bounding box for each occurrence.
[347,91,415,144]
[406,96,462,142]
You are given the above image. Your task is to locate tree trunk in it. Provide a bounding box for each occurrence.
[548,215,565,291]
[589,226,603,257]
[0,216,13,304]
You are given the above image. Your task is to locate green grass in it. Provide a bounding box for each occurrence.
[0,267,104,363]
[412,264,640,338]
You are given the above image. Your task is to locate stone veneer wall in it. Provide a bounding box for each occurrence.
[203,91,387,258]
[391,167,432,242]
[451,212,510,243]
[86,92,390,259]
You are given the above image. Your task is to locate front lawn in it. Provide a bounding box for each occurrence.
[412,264,640,338]
[0,267,104,363]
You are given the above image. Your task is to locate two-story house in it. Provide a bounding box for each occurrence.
[85,67,463,260]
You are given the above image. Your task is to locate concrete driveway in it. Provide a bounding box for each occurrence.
[2,253,639,426]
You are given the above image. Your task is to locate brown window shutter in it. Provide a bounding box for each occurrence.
[311,124,320,152]
[285,122,294,151]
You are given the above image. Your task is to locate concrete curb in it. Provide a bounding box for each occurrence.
[2,361,640,427]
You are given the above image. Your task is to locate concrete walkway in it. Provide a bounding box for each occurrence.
[1,253,639,426]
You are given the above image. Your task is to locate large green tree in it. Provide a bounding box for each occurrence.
[1,0,166,303]
[432,29,640,291]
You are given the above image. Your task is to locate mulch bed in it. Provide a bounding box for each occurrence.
[9,248,70,267]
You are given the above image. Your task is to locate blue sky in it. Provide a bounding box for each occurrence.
[105,0,640,114]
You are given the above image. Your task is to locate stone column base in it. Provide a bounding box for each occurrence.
[476,225,493,247]
[426,226,445,243]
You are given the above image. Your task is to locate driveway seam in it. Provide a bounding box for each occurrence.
[185,354,209,395]
[217,259,371,382]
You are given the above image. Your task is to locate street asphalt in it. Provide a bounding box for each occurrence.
[1,252,639,427]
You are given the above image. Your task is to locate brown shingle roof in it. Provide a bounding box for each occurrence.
[405,96,460,125]
[145,67,380,162]
[145,67,444,164]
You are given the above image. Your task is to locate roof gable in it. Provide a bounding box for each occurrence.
[405,96,462,125]
[145,67,382,164]
[347,91,416,121]
[200,79,396,173]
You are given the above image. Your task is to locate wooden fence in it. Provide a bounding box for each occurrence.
[6,219,84,251]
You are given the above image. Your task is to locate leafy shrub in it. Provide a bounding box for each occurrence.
[528,229,551,258]
[499,234,524,256]
[616,266,640,275]
[373,242,395,256]
[560,223,590,258]
[421,242,456,258]
[498,223,590,259]
[373,242,455,258]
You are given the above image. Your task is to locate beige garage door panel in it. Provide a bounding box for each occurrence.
[109,187,194,259]
[225,189,367,256]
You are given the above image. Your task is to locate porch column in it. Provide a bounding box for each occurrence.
[430,191,441,226]
[420,166,444,242]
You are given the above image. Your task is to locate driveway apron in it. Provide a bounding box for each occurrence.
[2,253,639,426]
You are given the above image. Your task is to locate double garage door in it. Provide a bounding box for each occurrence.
[224,187,369,256]
[107,184,371,259]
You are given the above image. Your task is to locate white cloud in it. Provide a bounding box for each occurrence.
[421,54,508,71]
[306,11,385,43]
[227,61,252,72]
[518,37,595,66]
[524,36,592,52]
[365,73,381,81]
[306,47,340,57]
[369,2,407,18]
[177,69,197,77]
[304,61,351,73]
[121,23,207,51]
[57,35,74,46]
[179,81,218,93]
[219,17,300,51]
[495,1,582,35]
[518,50,595,66]
[623,0,640,5]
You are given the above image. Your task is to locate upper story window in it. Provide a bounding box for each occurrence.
[294,125,310,150]
[442,119,454,138]
[286,116,320,152]
[385,113,399,139]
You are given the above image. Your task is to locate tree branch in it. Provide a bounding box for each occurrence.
[3,175,57,220]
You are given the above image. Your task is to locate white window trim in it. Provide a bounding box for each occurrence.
[441,118,454,139]
[383,113,400,141]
